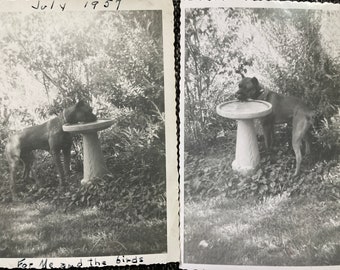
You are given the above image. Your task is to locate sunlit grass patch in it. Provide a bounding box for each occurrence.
[13,222,36,232]
[184,194,340,265]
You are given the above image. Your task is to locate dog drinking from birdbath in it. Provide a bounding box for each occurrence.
[5,100,97,199]
[236,76,314,176]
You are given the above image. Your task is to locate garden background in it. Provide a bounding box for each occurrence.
[183,7,340,266]
[0,11,167,257]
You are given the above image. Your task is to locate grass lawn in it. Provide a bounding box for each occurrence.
[183,138,340,266]
[0,202,166,257]
[184,194,340,266]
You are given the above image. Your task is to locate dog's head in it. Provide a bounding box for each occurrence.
[63,100,97,124]
[236,77,262,101]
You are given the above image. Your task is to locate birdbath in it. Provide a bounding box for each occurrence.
[216,100,272,175]
[63,119,114,185]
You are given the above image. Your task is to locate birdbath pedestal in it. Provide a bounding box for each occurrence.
[63,119,114,185]
[216,100,272,175]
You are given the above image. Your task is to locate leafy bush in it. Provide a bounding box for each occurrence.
[185,139,340,203]
[184,8,340,161]
[313,110,340,159]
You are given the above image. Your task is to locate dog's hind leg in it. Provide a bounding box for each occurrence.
[5,136,21,199]
[292,138,302,176]
[292,113,310,176]
[303,130,312,155]
[8,158,20,199]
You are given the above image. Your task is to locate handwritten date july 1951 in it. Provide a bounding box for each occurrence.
[31,0,122,11]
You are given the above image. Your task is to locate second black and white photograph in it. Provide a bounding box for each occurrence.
[0,0,178,267]
[180,0,340,268]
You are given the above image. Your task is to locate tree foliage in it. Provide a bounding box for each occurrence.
[185,8,340,158]
[1,11,163,116]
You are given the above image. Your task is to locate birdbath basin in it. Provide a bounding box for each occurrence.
[63,119,114,184]
[216,100,272,175]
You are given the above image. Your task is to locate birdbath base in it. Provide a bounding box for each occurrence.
[232,119,260,175]
[82,132,108,185]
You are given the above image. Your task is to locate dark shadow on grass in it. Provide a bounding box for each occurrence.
[0,202,167,257]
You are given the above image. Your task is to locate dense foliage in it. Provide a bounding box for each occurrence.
[185,8,340,157]
[184,8,340,200]
[185,138,340,203]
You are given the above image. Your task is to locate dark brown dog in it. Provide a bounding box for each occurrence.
[236,77,313,176]
[5,100,97,198]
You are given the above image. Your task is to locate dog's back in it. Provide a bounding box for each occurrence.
[264,91,313,125]
[17,122,52,152]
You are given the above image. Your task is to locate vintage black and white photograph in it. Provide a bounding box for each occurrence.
[0,0,178,266]
[181,0,340,267]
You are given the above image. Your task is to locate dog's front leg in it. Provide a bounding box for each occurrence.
[21,151,34,181]
[51,149,65,188]
[62,135,72,178]
[62,147,71,178]
[261,116,275,150]
[262,124,273,149]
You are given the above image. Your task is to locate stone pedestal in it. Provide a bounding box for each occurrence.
[232,119,260,175]
[63,119,114,184]
[82,132,108,184]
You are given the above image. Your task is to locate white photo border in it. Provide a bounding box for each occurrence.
[0,0,178,268]
[179,1,340,269]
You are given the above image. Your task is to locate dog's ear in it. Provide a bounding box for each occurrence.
[76,100,86,107]
[251,77,261,90]
[64,101,81,124]
[63,107,76,124]
[251,77,259,85]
